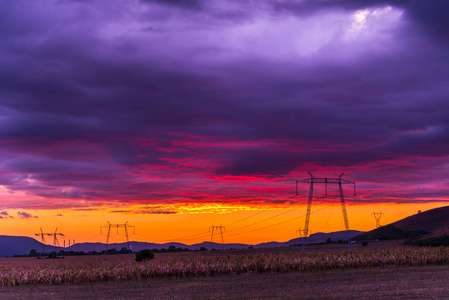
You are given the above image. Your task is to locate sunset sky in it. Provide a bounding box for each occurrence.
[1,0,449,245]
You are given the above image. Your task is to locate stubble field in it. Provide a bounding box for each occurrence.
[1,242,449,299]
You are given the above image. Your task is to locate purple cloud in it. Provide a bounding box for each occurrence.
[0,0,448,209]
[17,211,38,219]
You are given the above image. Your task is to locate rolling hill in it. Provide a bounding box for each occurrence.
[0,235,49,257]
[354,205,449,241]
[0,230,363,257]
[392,206,449,237]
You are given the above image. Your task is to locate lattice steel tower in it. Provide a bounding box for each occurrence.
[209,225,225,244]
[297,172,356,239]
[35,227,64,258]
[100,221,135,260]
[372,212,383,228]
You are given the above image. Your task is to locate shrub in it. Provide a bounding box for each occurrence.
[135,249,154,262]
[413,235,449,247]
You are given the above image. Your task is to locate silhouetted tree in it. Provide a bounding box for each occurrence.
[135,249,154,262]
[119,247,129,254]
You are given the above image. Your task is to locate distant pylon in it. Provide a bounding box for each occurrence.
[47,227,64,258]
[35,227,47,244]
[209,225,225,244]
[296,228,311,237]
[34,227,47,258]
[100,221,135,260]
[372,212,383,228]
[47,227,64,248]
[35,227,64,258]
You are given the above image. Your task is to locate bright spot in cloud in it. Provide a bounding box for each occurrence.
[345,6,401,40]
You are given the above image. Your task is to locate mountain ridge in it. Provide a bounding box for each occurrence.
[0,230,363,257]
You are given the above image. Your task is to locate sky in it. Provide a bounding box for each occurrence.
[1,0,449,245]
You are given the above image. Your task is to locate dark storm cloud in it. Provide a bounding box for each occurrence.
[141,0,204,9]
[0,0,448,208]
[273,0,449,44]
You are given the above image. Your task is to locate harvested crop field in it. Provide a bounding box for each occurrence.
[1,264,449,299]
[0,244,449,299]
[2,247,449,286]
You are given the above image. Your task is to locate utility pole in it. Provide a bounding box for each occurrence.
[372,212,383,228]
[100,221,135,260]
[209,225,225,244]
[297,172,356,251]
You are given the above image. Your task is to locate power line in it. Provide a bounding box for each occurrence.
[224,207,298,233]
[224,207,327,238]
[151,195,299,243]
[224,210,266,227]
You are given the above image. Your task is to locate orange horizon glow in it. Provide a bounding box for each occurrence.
[1,202,447,246]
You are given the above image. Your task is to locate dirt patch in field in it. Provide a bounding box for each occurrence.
[1,264,449,299]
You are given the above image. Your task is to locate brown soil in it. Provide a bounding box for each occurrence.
[1,264,449,299]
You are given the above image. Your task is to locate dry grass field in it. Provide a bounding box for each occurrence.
[0,241,448,299]
[0,264,448,299]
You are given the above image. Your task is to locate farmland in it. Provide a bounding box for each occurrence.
[0,243,449,298]
[0,260,448,299]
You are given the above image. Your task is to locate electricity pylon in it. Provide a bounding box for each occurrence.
[35,227,64,258]
[47,227,64,247]
[209,225,225,244]
[297,172,356,250]
[47,227,65,258]
[372,212,383,228]
[100,221,135,260]
[34,227,47,259]
[296,228,312,237]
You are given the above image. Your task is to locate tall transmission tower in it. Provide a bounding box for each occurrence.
[297,172,356,250]
[209,225,225,244]
[100,221,135,260]
[372,212,383,228]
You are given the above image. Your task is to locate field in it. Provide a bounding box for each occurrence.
[1,264,449,299]
[1,242,449,299]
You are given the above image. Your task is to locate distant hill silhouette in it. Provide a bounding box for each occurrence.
[392,206,449,237]
[0,235,46,257]
[354,205,449,241]
[0,230,363,257]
